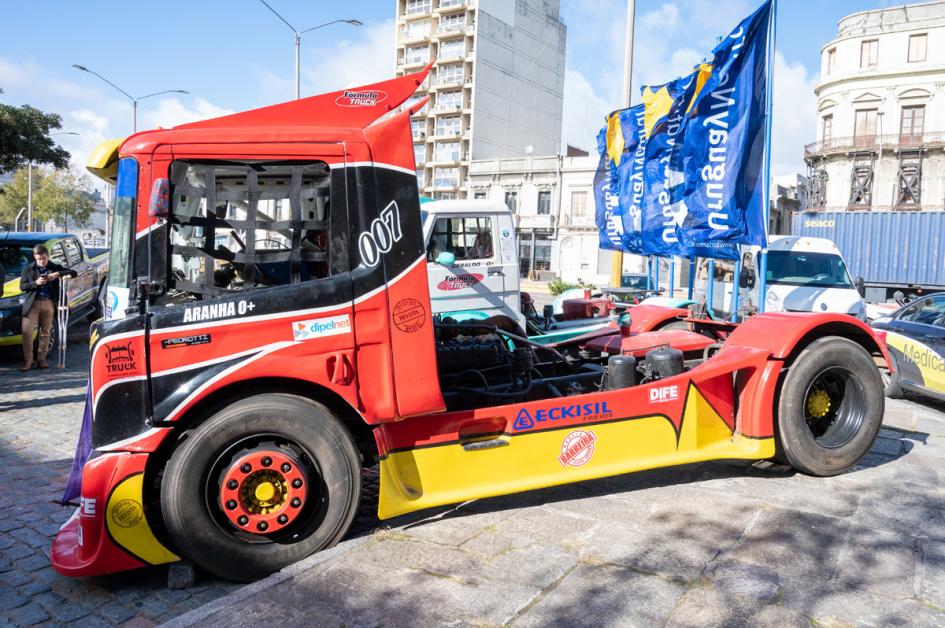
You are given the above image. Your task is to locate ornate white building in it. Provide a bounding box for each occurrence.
[394,0,566,200]
[805,1,945,210]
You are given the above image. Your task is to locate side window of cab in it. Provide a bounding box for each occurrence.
[897,296,945,326]
[164,160,332,303]
[49,242,69,268]
[426,216,493,262]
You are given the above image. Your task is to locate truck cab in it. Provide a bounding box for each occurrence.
[421,200,522,327]
[747,235,867,319]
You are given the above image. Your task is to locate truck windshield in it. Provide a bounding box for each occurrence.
[108,157,138,290]
[0,243,36,279]
[766,250,854,289]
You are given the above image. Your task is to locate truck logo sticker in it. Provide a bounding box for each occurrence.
[293,314,352,340]
[111,500,144,528]
[182,300,255,323]
[105,341,138,377]
[393,298,426,333]
[437,272,484,291]
[161,334,211,349]
[649,385,679,403]
[558,430,597,467]
[359,201,402,267]
[335,90,388,107]
[513,401,613,430]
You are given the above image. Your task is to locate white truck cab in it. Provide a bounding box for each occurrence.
[750,235,867,320]
[421,200,525,327]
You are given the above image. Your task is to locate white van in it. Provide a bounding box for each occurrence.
[746,235,867,319]
[421,200,525,327]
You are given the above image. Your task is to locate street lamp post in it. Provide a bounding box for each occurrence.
[71,65,188,133]
[26,131,79,232]
[257,1,362,99]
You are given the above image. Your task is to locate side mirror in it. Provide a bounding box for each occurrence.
[149,178,170,218]
[739,267,755,289]
[435,251,456,266]
[854,276,865,297]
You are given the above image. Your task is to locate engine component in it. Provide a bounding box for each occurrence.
[436,335,509,374]
[646,346,684,379]
[606,355,638,390]
[512,347,533,375]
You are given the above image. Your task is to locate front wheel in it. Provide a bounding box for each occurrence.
[776,336,884,477]
[160,394,361,582]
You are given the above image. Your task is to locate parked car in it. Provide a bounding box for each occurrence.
[0,232,109,350]
[872,293,945,401]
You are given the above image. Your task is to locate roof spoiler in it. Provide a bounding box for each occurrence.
[86,138,124,183]
[174,61,435,132]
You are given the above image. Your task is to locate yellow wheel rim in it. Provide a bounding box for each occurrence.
[806,388,831,418]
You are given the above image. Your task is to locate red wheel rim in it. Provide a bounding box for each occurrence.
[218,450,307,535]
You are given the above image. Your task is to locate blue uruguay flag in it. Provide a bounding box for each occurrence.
[676,0,772,259]
[639,70,708,257]
[594,104,646,254]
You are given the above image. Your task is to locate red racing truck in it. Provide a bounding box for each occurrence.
[53,65,891,582]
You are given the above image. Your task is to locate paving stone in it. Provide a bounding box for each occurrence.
[17,554,49,572]
[0,585,27,610]
[833,527,917,599]
[3,544,32,561]
[10,602,49,626]
[664,585,806,628]
[66,615,115,628]
[779,580,945,627]
[920,538,945,608]
[96,601,139,624]
[18,582,50,596]
[9,528,51,550]
[710,560,781,603]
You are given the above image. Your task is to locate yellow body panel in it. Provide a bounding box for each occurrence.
[886,330,945,393]
[105,474,179,566]
[379,384,775,519]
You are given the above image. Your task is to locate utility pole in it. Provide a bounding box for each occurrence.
[610,0,636,288]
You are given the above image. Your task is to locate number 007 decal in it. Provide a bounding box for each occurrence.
[359,201,403,267]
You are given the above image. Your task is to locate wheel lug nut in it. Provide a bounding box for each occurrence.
[227,480,238,489]
[277,514,288,524]
[281,463,291,472]
[240,463,252,473]
[226,500,237,510]
[257,521,268,531]
[292,479,303,489]
[262,457,272,467]
[291,498,301,508]
[238,515,249,526]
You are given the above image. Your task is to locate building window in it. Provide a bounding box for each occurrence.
[439,13,465,34]
[436,90,462,113]
[908,33,927,63]
[436,64,464,85]
[433,167,459,188]
[405,45,430,66]
[439,38,464,61]
[411,119,426,140]
[433,192,456,201]
[826,48,836,75]
[822,115,833,143]
[434,141,460,162]
[533,234,552,272]
[854,109,877,147]
[537,190,551,215]
[505,191,518,212]
[402,19,431,40]
[860,39,878,68]
[570,191,587,222]
[414,144,426,166]
[474,191,486,199]
[405,0,431,16]
[900,105,925,145]
[435,116,461,137]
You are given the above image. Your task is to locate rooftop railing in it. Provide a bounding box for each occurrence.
[805,132,945,156]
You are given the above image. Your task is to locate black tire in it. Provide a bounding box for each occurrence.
[881,352,904,399]
[660,320,690,331]
[160,394,361,582]
[88,281,106,322]
[776,336,884,477]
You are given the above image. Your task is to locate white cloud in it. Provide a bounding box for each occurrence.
[771,51,818,178]
[561,69,612,152]
[299,20,396,97]
[139,97,234,130]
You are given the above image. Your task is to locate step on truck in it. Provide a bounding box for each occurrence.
[53,65,891,582]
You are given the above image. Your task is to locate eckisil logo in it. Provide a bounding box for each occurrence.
[293,314,352,341]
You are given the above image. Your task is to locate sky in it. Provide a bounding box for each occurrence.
[0,0,910,189]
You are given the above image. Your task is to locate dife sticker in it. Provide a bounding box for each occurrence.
[437,273,483,291]
[557,430,598,467]
[293,314,352,340]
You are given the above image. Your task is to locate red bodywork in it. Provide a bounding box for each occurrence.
[52,65,891,579]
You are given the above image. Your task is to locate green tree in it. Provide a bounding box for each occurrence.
[0,166,32,229]
[34,169,97,230]
[0,99,71,173]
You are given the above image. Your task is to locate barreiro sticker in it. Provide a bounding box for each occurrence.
[558,430,597,467]
[335,90,388,107]
[293,314,352,340]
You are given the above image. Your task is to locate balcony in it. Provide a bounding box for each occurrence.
[805,132,945,157]
[518,214,556,230]
[404,2,432,18]
[431,102,463,115]
[434,74,464,87]
[436,0,469,13]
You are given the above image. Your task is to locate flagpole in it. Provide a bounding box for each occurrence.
[610,0,636,289]
[757,0,777,313]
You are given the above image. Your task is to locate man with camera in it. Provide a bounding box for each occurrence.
[19,244,77,371]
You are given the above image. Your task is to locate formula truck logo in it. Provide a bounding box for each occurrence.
[513,401,613,430]
[293,314,352,341]
[558,430,597,467]
[437,272,483,291]
[335,90,388,107]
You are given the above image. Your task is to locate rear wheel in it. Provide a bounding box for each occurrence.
[776,337,884,476]
[160,394,361,582]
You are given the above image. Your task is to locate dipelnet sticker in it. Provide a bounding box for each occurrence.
[293,314,352,340]
[557,430,597,467]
